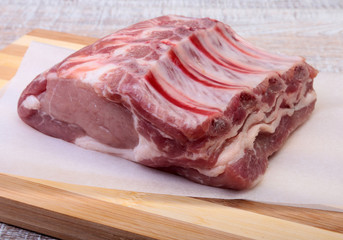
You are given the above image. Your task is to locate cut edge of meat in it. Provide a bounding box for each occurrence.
[160,99,316,190]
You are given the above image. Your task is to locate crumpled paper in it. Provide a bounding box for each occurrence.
[1,42,342,211]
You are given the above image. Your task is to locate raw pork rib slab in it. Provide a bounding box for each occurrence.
[18,15,317,190]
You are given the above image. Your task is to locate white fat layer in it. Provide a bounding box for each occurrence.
[82,64,117,85]
[74,135,134,160]
[22,95,40,110]
[133,134,163,162]
[196,89,317,177]
[61,62,116,86]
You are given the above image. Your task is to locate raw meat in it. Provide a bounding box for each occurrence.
[18,15,317,190]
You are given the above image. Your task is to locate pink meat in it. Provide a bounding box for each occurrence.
[18,15,317,190]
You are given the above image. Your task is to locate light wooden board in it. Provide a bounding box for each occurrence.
[0,29,342,240]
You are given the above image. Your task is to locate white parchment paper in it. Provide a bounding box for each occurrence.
[1,42,342,211]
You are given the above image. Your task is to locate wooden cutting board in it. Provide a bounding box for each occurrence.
[0,29,342,240]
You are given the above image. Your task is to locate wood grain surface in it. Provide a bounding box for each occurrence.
[1,0,343,239]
